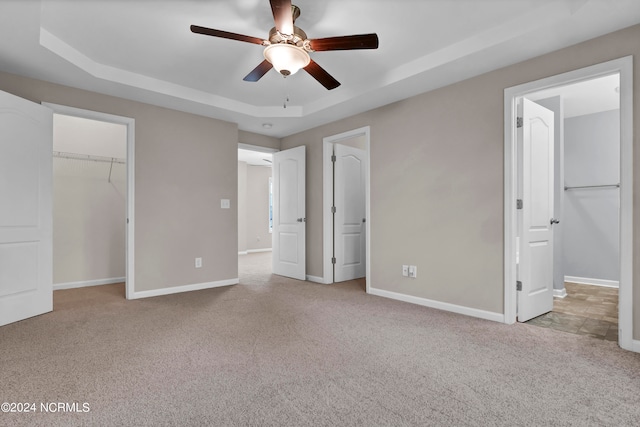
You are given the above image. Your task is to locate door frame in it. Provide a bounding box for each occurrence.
[322,126,371,289]
[503,56,634,351]
[43,103,136,300]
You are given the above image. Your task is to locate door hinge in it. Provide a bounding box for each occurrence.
[516,117,523,128]
[516,281,522,291]
[331,257,336,264]
[517,199,523,210]
[331,206,336,214]
[331,154,336,162]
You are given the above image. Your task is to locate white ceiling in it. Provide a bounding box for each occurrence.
[1,0,639,137]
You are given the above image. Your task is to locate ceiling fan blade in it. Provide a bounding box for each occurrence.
[309,33,379,51]
[270,0,294,35]
[304,59,340,90]
[190,25,265,45]
[243,60,274,82]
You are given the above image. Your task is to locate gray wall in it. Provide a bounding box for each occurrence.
[238,161,248,253]
[246,166,273,251]
[53,158,126,284]
[0,71,239,293]
[535,96,565,291]
[282,24,640,338]
[564,110,620,282]
[239,130,280,150]
[238,162,272,253]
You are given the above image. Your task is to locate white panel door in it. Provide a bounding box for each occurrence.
[518,98,555,322]
[0,90,53,326]
[334,144,366,282]
[272,146,306,280]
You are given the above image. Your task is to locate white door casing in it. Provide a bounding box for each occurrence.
[272,146,306,280]
[334,144,366,282]
[0,90,53,326]
[517,98,555,322]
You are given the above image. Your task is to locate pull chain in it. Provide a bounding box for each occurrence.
[282,75,290,109]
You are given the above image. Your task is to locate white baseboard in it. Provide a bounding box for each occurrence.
[564,276,619,288]
[306,275,325,284]
[368,287,504,323]
[239,248,272,255]
[54,277,126,290]
[632,339,640,353]
[128,278,238,299]
[553,288,567,298]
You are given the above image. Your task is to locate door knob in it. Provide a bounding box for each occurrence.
[550,218,560,225]
[297,218,306,222]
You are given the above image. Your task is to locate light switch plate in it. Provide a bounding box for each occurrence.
[409,265,417,278]
[221,199,230,209]
[402,265,409,277]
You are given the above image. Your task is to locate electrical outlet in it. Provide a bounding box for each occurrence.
[408,265,417,278]
[221,199,230,209]
[402,265,409,277]
[195,257,202,268]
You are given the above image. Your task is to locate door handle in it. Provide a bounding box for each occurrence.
[550,218,560,225]
[297,218,306,222]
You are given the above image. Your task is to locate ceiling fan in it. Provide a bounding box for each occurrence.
[191,0,379,90]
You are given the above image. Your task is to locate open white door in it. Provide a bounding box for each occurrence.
[517,98,555,322]
[272,146,306,280]
[0,91,53,326]
[334,144,366,282]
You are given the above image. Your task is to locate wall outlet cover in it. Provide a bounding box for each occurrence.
[195,257,203,268]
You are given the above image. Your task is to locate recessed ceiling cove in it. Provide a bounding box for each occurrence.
[1,0,636,137]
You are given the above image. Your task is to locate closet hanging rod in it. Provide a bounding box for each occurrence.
[564,183,619,190]
[53,151,125,164]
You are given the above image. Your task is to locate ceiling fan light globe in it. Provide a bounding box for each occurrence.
[263,44,310,76]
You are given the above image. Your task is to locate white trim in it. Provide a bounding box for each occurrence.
[127,278,238,299]
[369,287,505,323]
[238,143,279,154]
[239,248,272,255]
[503,56,634,352]
[306,275,325,284]
[54,277,126,290]
[42,102,136,301]
[564,276,619,288]
[322,127,371,287]
[632,340,640,353]
[553,289,567,298]
[247,248,272,254]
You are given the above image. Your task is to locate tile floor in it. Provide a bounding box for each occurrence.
[526,282,618,341]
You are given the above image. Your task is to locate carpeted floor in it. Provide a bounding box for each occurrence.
[1,252,639,426]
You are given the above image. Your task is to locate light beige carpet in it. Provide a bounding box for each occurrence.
[1,252,639,426]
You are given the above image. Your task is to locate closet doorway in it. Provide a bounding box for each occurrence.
[504,57,633,350]
[523,74,621,340]
[45,103,135,299]
[322,126,370,288]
